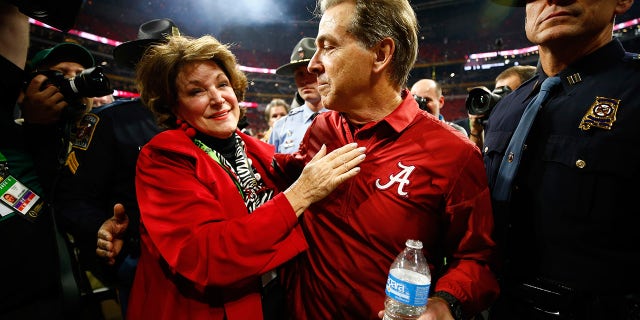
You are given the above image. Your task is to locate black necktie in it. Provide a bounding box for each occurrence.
[309,112,319,122]
[493,76,561,201]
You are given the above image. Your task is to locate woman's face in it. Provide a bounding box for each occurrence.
[3,193,16,203]
[268,105,288,127]
[174,60,240,139]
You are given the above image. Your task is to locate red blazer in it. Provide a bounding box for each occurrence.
[127,129,307,320]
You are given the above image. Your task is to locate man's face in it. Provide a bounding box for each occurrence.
[494,74,522,91]
[410,80,443,118]
[48,61,85,79]
[48,61,93,108]
[524,0,629,47]
[92,94,114,108]
[293,65,321,106]
[308,2,374,113]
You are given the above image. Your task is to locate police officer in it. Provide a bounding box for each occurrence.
[486,0,640,318]
[54,19,180,317]
[268,37,327,154]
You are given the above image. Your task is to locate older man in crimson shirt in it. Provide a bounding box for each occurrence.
[274,1,499,320]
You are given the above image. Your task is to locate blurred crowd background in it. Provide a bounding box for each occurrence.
[26,0,640,136]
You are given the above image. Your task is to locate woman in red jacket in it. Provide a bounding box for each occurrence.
[126,34,366,320]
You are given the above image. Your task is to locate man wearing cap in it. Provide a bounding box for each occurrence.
[485,0,640,318]
[18,40,117,318]
[268,37,327,154]
[20,41,99,193]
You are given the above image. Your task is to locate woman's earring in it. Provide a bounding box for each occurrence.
[176,119,196,138]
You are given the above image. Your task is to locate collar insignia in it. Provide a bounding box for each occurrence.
[566,73,582,85]
[578,96,620,131]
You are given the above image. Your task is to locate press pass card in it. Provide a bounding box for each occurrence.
[0,175,43,222]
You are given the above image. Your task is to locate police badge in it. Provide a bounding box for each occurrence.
[578,97,620,131]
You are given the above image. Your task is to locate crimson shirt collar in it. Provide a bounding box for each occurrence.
[378,89,421,133]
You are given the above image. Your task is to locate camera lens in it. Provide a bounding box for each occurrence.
[466,87,494,116]
[465,85,512,117]
[66,66,112,98]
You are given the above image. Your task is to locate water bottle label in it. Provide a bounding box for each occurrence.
[385,270,430,307]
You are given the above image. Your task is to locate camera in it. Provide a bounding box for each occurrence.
[26,66,112,121]
[29,66,112,100]
[465,85,512,117]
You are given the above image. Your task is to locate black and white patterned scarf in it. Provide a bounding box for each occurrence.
[194,134,274,213]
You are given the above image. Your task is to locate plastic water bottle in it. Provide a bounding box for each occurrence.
[383,239,431,320]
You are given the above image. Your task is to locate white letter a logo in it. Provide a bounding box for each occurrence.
[375,162,415,196]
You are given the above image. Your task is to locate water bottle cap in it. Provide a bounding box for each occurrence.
[405,239,423,249]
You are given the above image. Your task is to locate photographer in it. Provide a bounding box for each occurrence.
[410,78,468,136]
[23,42,120,318]
[456,65,536,148]
[20,42,112,194]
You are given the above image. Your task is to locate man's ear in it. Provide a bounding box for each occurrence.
[372,37,395,73]
[615,0,634,15]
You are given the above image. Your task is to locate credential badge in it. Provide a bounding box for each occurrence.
[375,162,415,197]
[578,96,620,131]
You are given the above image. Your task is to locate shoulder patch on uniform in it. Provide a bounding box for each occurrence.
[288,106,304,115]
[71,113,100,150]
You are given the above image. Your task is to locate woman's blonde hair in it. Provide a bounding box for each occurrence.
[136,34,248,129]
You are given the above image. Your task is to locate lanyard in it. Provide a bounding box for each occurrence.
[0,151,9,178]
[194,139,245,198]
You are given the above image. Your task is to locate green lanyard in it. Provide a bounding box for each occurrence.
[194,139,245,198]
[0,151,8,178]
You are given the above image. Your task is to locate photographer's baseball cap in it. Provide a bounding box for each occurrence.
[491,0,525,7]
[276,37,317,76]
[113,18,181,69]
[29,42,95,71]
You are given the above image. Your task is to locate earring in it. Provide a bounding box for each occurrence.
[176,119,196,138]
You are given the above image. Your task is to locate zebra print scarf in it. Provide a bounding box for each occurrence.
[194,134,274,213]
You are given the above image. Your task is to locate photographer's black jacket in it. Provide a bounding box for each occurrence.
[0,54,64,319]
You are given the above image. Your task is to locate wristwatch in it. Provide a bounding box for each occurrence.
[433,291,464,320]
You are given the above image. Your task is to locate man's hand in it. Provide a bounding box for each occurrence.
[96,203,129,265]
[21,74,67,124]
[377,297,454,320]
[468,114,485,149]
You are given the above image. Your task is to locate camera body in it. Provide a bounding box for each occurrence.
[26,66,112,121]
[465,85,512,117]
[29,66,112,100]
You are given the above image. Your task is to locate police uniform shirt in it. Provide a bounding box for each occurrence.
[483,39,640,293]
[54,98,161,260]
[268,103,327,154]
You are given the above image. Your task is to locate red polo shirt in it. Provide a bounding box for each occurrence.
[277,90,499,319]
